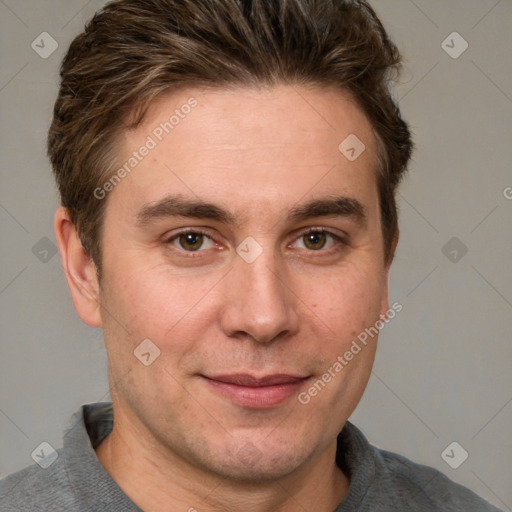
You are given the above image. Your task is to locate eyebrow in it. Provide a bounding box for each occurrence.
[288,196,367,227]
[137,196,237,226]
[136,194,367,228]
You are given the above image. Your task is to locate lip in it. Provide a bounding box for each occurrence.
[202,373,309,409]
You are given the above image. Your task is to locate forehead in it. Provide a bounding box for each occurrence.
[112,84,380,224]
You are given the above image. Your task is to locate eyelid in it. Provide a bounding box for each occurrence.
[164,227,215,241]
[164,228,217,250]
[290,226,348,250]
[295,225,348,239]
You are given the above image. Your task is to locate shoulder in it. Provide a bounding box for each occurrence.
[0,450,76,511]
[338,422,503,512]
[375,447,503,511]
[1,403,138,512]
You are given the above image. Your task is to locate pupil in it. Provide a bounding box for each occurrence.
[181,233,202,250]
[306,232,325,249]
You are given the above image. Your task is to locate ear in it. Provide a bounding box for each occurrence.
[379,227,399,319]
[54,206,102,327]
[385,227,399,269]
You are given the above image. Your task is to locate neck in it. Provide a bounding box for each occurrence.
[95,406,349,512]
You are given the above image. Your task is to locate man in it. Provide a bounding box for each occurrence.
[0,0,503,510]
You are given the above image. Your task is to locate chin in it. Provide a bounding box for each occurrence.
[217,456,305,483]
[203,439,309,483]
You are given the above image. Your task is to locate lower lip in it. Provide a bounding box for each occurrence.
[203,377,307,409]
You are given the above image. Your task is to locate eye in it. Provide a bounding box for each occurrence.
[293,229,343,251]
[168,230,215,252]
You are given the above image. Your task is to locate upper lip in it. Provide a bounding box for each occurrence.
[204,374,308,387]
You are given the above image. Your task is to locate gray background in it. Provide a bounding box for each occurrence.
[1,0,511,509]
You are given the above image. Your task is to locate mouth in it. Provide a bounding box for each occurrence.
[201,373,309,409]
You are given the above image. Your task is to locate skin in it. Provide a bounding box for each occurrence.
[55,84,398,512]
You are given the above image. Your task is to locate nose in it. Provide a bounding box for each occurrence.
[219,246,300,345]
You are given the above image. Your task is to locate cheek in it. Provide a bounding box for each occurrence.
[301,262,385,337]
[297,267,383,411]
[99,261,224,353]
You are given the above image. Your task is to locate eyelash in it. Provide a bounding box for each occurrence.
[164,227,348,258]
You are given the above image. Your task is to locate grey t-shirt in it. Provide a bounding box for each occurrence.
[0,402,503,511]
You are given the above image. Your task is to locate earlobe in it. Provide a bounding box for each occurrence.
[54,206,102,327]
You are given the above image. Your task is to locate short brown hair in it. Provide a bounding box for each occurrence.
[48,0,413,273]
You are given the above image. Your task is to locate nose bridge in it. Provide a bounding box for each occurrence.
[220,241,298,344]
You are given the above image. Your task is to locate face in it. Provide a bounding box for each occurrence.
[95,84,392,481]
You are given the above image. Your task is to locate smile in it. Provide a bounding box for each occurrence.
[201,374,309,409]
